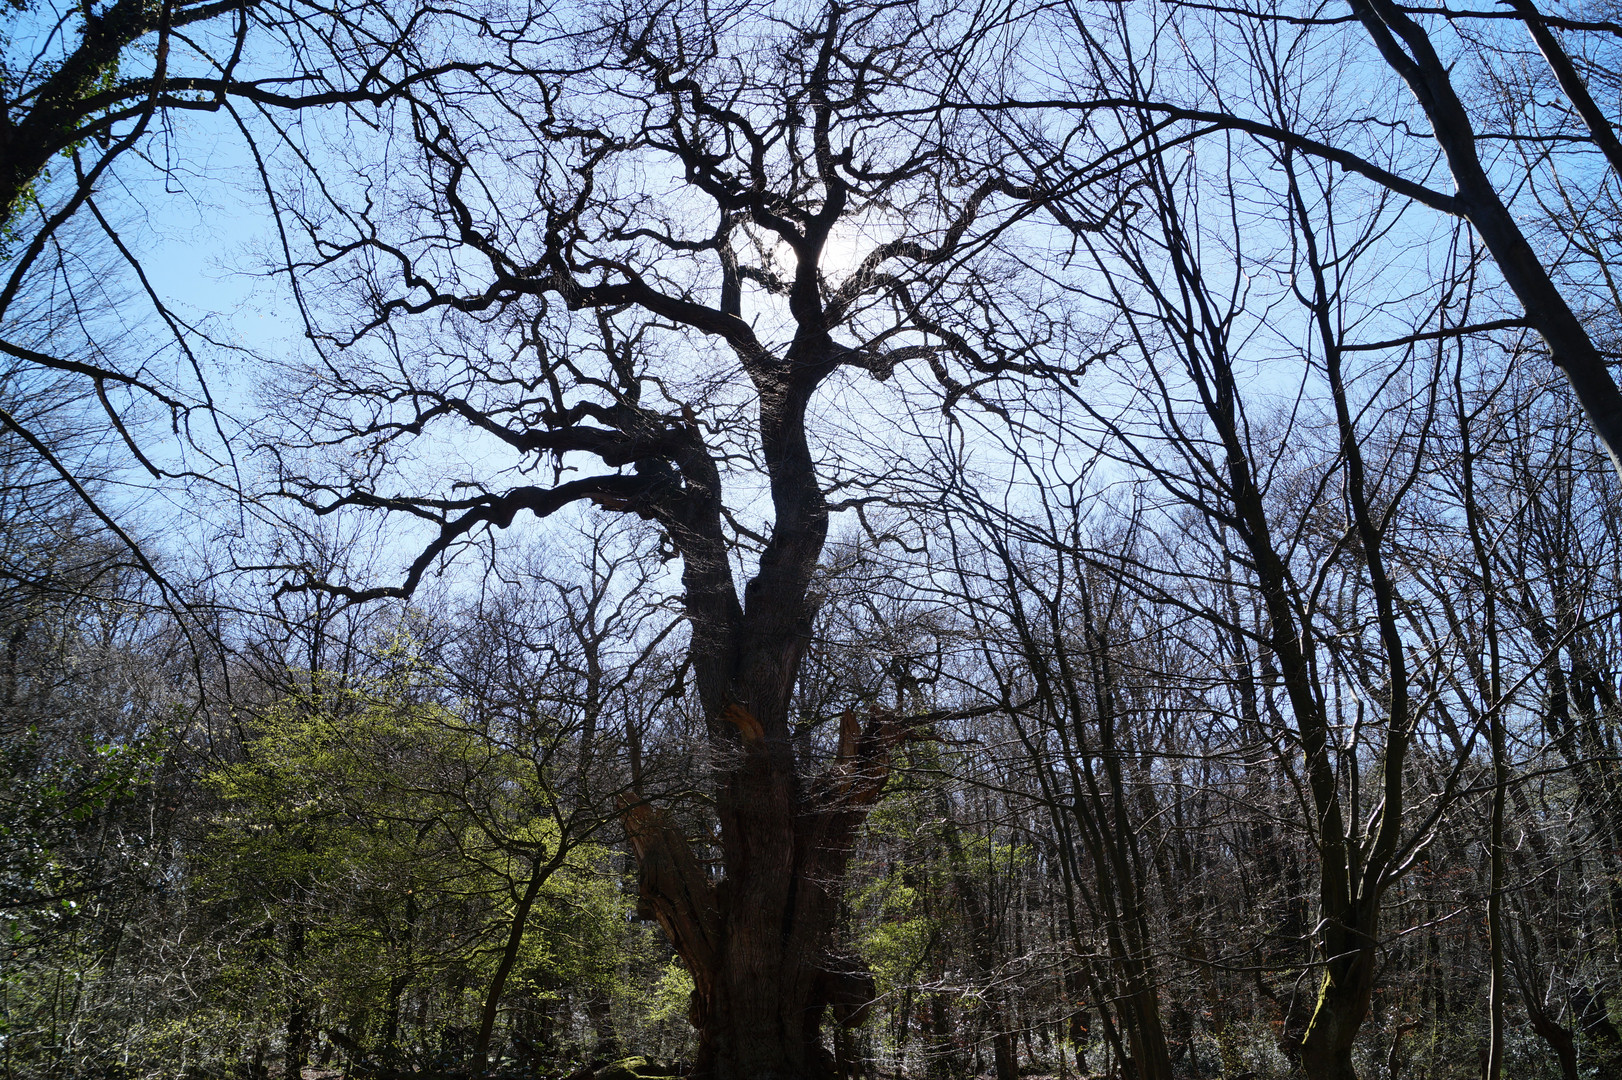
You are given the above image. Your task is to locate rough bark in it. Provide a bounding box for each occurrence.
[624,701,906,1079]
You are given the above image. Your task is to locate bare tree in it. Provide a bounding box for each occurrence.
[968,53,1535,1071]
[979,0,1622,484]
[257,2,1033,1074]
[1,0,527,594]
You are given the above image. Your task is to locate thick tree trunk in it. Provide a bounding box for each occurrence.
[688,857,834,1080]
[701,722,830,1080]
[674,805,880,1080]
[1299,943,1377,1080]
[1524,1000,1578,1080]
[991,1029,1019,1080]
[588,30,935,1059]
[623,705,889,1080]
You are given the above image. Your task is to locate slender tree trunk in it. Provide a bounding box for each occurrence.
[285,921,309,1080]
[1458,361,1507,1080]
[382,973,409,1069]
[382,890,417,1072]
[926,994,956,1080]
[474,858,548,1073]
[935,789,1019,1080]
[586,987,620,1061]
[1507,0,1622,181]
[1486,705,1508,1080]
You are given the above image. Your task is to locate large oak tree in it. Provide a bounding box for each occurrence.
[260,1,1033,1075]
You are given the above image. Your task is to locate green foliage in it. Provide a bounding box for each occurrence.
[854,760,1031,999]
[855,855,938,1003]
[0,724,166,911]
[193,670,636,1071]
[0,730,188,1079]
[646,960,693,1028]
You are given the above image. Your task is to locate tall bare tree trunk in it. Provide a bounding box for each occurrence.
[624,697,898,1079]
